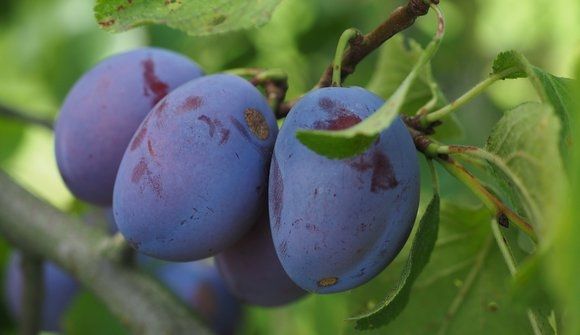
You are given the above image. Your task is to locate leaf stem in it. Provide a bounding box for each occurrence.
[19,253,43,335]
[436,156,537,241]
[422,67,517,126]
[490,221,544,335]
[441,145,541,226]
[332,29,363,87]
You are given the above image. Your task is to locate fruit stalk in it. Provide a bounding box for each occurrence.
[0,171,213,335]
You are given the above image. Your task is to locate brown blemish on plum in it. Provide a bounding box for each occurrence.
[230,116,271,156]
[131,158,163,198]
[147,139,156,157]
[317,277,338,288]
[198,115,216,137]
[349,150,398,193]
[271,155,284,232]
[142,58,169,106]
[130,127,147,151]
[314,114,361,130]
[279,239,288,256]
[131,159,148,183]
[244,108,269,140]
[318,97,335,111]
[179,96,203,113]
[198,116,230,145]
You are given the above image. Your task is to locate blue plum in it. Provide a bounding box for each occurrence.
[113,74,278,261]
[154,262,242,335]
[215,212,306,307]
[4,252,79,331]
[55,47,204,205]
[269,87,420,293]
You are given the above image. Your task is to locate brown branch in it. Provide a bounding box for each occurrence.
[0,104,54,130]
[316,0,438,88]
[0,171,212,335]
[275,0,437,119]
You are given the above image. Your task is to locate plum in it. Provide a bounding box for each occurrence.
[215,211,306,307]
[269,87,420,293]
[55,47,204,205]
[4,252,79,331]
[154,262,241,335]
[113,74,278,261]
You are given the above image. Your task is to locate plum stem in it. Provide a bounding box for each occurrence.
[19,253,44,335]
[226,68,289,117]
[0,104,54,130]
[331,29,363,87]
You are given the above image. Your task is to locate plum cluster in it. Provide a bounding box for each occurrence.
[51,46,420,325]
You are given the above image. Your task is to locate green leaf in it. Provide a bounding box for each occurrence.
[296,11,444,159]
[485,102,566,233]
[547,59,580,335]
[491,50,574,146]
[367,36,463,140]
[349,194,440,329]
[94,0,283,36]
[345,202,535,334]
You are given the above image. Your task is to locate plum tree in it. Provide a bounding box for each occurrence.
[154,262,242,335]
[215,211,307,307]
[113,74,278,261]
[55,48,204,205]
[269,87,420,293]
[4,253,79,331]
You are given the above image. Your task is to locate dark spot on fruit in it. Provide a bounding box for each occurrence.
[318,97,335,111]
[131,159,148,183]
[357,223,368,232]
[98,18,116,28]
[244,108,269,140]
[142,58,169,106]
[271,155,284,232]
[198,115,216,138]
[180,96,203,113]
[314,113,361,131]
[349,150,398,193]
[230,116,270,156]
[219,127,230,145]
[279,239,288,256]
[211,14,227,26]
[317,277,338,288]
[370,151,398,192]
[147,139,156,157]
[313,188,318,196]
[305,223,318,232]
[130,127,147,151]
[148,174,163,198]
[234,152,240,160]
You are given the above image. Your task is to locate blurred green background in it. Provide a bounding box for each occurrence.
[0,0,578,334]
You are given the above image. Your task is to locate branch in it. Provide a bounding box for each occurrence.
[316,0,438,88]
[19,254,43,335]
[0,171,212,335]
[0,104,54,130]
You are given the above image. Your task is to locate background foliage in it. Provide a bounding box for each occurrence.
[0,0,578,334]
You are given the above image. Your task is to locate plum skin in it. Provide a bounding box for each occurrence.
[269,87,420,293]
[215,211,307,307]
[113,74,278,261]
[55,47,204,205]
[154,262,242,335]
[4,253,79,331]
